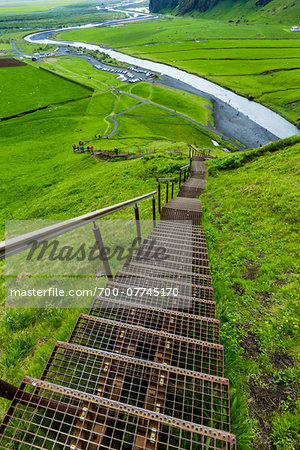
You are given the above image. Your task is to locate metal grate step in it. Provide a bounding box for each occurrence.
[160,198,203,225]
[69,314,224,376]
[0,377,236,450]
[102,280,216,317]
[89,297,219,343]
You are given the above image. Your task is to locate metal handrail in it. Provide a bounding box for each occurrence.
[0,191,156,260]
[157,177,175,182]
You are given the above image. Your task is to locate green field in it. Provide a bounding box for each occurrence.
[0,56,227,236]
[0,0,86,15]
[0,63,92,118]
[59,18,300,46]
[59,18,300,124]
[201,138,300,449]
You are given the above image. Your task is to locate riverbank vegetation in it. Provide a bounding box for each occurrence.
[60,17,300,125]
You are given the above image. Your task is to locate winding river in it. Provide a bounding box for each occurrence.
[25,6,299,146]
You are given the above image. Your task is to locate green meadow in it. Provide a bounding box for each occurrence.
[60,17,300,124]
[201,138,300,449]
[0,57,226,237]
[0,0,91,15]
[59,17,300,46]
[0,64,91,118]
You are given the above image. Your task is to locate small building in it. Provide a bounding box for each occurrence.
[290,26,300,31]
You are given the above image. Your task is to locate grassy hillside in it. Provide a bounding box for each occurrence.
[60,18,300,125]
[150,0,300,24]
[191,0,300,25]
[201,137,300,449]
[1,55,229,237]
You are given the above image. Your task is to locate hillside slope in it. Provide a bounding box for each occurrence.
[150,0,300,24]
[201,137,300,449]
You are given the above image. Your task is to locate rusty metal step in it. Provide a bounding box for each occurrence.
[103,280,216,317]
[69,314,224,376]
[127,255,211,276]
[114,271,214,302]
[130,247,210,270]
[178,179,207,198]
[143,235,208,250]
[0,377,236,450]
[90,297,219,343]
[137,235,208,254]
[41,341,230,431]
[124,261,212,286]
[160,198,203,225]
[149,229,207,244]
[155,221,204,230]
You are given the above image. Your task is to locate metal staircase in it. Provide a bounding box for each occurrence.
[0,156,237,449]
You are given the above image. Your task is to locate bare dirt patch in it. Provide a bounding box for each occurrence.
[269,349,294,370]
[248,376,299,450]
[240,330,261,359]
[242,259,259,280]
[233,283,245,295]
[0,58,26,68]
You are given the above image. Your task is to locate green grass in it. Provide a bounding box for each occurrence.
[59,17,300,46]
[38,56,127,90]
[197,0,300,25]
[0,55,226,235]
[0,0,83,14]
[114,94,141,114]
[59,17,300,124]
[201,141,300,449]
[0,63,91,118]
[121,82,213,126]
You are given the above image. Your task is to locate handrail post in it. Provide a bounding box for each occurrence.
[152,195,156,227]
[171,181,174,199]
[166,182,169,204]
[0,379,18,400]
[158,182,161,214]
[92,221,113,279]
[179,171,181,188]
[134,204,142,245]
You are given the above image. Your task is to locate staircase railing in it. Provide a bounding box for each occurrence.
[0,191,157,277]
[157,178,175,213]
[178,164,191,188]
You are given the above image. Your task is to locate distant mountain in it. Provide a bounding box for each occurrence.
[149,0,300,24]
